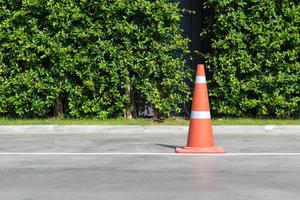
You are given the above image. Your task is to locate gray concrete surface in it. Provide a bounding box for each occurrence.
[1,125,300,134]
[0,126,300,199]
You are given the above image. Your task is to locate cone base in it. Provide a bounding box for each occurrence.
[175,146,225,154]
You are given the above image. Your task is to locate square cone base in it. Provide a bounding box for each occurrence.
[175,146,225,154]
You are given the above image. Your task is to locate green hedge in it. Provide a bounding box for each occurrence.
[0,0,191,118]
[202,0,300,118]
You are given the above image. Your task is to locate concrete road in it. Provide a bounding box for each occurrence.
[0,126,300,200]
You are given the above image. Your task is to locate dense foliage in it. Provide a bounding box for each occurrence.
[202,0,300,118]
[0,0,191,118]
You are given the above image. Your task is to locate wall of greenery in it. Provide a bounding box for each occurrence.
[1,0,299,119]
[0,0,191,118]
[202,0,300,118]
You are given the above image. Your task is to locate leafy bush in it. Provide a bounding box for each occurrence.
[202,0,300,118]
[0,0,191,118]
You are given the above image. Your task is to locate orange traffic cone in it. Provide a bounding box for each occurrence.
[176,64,225,154]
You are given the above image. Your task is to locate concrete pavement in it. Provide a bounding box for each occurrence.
[1,125,300,153]
[0,125,300,199]
[1,125,300,134]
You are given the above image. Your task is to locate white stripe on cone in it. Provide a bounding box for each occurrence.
[195,76,206,84]
[190,111,211,119]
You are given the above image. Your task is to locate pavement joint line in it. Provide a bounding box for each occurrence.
[1,152,300,156]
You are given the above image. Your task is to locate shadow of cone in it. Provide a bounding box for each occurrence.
[176,64,225,154]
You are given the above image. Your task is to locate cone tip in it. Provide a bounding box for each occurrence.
[196,64,206,76]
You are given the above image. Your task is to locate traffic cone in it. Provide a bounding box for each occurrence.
[176,64,225,154]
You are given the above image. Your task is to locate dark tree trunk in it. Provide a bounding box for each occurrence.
[54,96,63,117]
[124,85,137,119]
